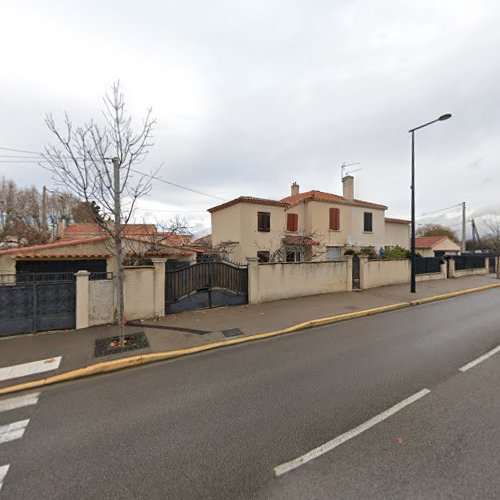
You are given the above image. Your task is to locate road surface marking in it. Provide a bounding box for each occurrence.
[0,419,30,445]
[0,356,62,382]
[0,464,9,493]
[0,393,40,413]
[274,388,431,477]
[459,345,500,372]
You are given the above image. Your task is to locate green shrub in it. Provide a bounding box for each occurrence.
[359,246,377,258]
[384,246,411,259]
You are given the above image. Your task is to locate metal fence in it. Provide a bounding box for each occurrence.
[0,271,113,286]
[452,255,486,271]
[415,257,442,275]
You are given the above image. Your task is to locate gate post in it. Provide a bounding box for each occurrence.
[75,270,90,330]
[484,257,490,274]
[344,255,353,292]
[246,257,260,304]
[358,256,369,290]
[151,258,167,318]
[440,260,448,279]
[448,257,456,278]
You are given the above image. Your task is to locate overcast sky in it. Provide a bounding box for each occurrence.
[1,0,499,236]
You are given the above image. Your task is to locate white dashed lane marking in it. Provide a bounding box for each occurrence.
[0,393,40,413]
[0,419,30,445]
[274,388,431,477]
[459,345,500,372]
[0,464,9,493]
[0,356,62,382]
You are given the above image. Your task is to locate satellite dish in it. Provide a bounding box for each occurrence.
[346,235,357,246]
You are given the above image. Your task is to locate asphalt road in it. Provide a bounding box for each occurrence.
[1,289,500,499]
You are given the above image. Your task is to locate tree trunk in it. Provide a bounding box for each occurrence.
[114,235,125,347]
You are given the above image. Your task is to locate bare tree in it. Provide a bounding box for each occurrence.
[255,228,325,263]
[123,215,192,266]
[42,82,156,345]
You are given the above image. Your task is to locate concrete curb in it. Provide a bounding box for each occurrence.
[1,282,499,396]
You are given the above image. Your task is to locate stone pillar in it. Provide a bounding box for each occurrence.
[358,255,369,290]
[344,255,353,292]
[75,270,90,330]
[151,258,167,317]
[448,258,456,278]
[484,257,490,274]
[440,261,448,279]
[246,257,260,304]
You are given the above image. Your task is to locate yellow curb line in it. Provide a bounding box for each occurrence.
[1,282,499,396]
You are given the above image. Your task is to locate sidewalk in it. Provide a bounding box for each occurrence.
[1,274,499,389]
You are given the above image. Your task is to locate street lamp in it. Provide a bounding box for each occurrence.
[409,113,452,293]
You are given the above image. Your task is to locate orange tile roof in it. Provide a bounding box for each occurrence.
[208,196,289,213]
[14,254,111,259]
[208,191,387,213]
[0,236,108,256]
[415,236,446,248]
[281,190,387,210]
[60,223,156,240]
[0,235,202,259]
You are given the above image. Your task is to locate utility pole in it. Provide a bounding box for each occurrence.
[112,157,125,347]
[461,201,466,253]
[42,186,48,237]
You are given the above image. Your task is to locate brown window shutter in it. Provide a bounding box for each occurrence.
[287,213,298,231]
[330,208,340,230]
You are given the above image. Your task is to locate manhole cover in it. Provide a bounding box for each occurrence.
[222,328,243,338]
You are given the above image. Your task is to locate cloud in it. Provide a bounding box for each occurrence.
[1,0,499,231]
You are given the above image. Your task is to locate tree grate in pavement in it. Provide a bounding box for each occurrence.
[94,332,150,357]
[222,328,243,338]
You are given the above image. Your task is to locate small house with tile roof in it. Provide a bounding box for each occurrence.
[208,176,410,263]
[0,223,200,275]
[415,236,460,257]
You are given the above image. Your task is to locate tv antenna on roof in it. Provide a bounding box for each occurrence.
[341,162,361,180]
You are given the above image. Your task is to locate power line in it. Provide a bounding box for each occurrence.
[417,203,462,219]
[0,155,47,159]
[129,168,226,202]
[0,144,227,203]
[0,146,42,155]
[0,160,46,163]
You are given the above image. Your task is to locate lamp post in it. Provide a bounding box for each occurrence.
[409,113,452,293]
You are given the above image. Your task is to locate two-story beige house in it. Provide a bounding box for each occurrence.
[209,176,410,263]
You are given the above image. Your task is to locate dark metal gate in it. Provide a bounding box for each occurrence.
[165,261,248,314]
[0,273,76,337]
[352,254,360,290]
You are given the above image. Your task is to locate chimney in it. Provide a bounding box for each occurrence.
[57,219,67,239]
[291,182,299,196]
[342,175,354,201]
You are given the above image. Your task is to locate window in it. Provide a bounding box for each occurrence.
[286,250,303,262]
[326,246,343,261]
[257,211,270,232]
[329,208,340,230]
[363,212,373,232]
[257,251,270,262]
[287,213,298,232]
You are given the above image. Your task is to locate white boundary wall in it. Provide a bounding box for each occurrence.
[247,259,351,304]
